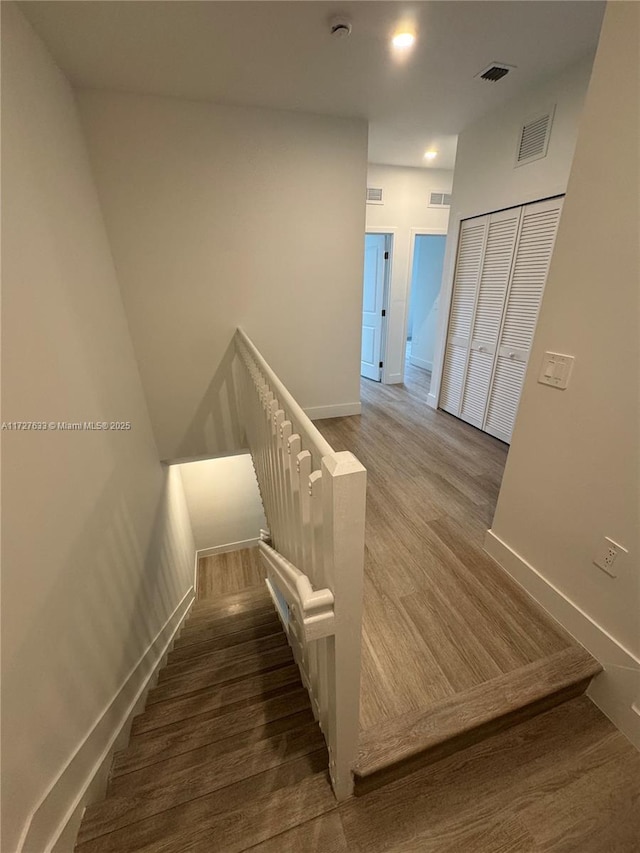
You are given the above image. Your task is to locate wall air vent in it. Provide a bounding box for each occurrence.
[515,105,555,167]
[366,187,384,204]
[475,62,515,82]
[428,191,452,208]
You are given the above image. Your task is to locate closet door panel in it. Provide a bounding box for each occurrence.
[484,198,563,442]
[484,358,527,443]
[459,208,521,427]
[440,218,487,415]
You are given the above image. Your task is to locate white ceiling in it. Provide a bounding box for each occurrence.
[21,1,605,171]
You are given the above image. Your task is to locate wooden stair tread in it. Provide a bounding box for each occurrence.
[113,688,312,777]
[354,645,601,781]
[174,608,280,647]
[130,664,302,735]
[75,751,332,853]
[147,644,294,704]
[160,631,287,682]
[190,584,270,616]
[167,619,285,663]
[183,601,275,631]
[80,723,326,842]
[180,601,275,637]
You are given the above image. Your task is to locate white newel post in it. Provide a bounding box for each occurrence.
[321,451,367,800]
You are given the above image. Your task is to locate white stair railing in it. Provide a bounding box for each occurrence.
[234,327,366,800]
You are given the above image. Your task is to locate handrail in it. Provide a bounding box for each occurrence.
[236,327,333,465]
[259,540,335,642]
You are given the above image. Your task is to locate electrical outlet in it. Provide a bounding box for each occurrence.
[593,537,628,577]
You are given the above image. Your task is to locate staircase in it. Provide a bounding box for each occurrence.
[74,584,337,853]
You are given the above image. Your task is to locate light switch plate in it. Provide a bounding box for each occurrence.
[538,352,574,389]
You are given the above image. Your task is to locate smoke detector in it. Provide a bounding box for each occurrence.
[329,16,352,38]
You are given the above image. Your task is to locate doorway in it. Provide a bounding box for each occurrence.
[361,232,391,381]
[405,233,447,380]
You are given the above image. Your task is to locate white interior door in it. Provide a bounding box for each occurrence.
[361,234,387,381]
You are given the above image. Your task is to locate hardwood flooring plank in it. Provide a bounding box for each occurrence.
[358,578,452,727]
[399,591,501,694]
[397,536,535,674]
[384,814,536,853]
[519,749,640,852]
[112,688,312,777]
[197,548,265,599]
[80,725,326,842]
[147,644,294,704]
[75,752,331,853]
[130,664,301,735]
[428,515,572,654]
[243,811,348,853]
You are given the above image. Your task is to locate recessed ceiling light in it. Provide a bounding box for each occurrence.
[392,32,415,49]
[424,150,438,161]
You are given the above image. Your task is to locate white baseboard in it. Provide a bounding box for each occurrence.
[427,391,438,409]
[485,530,640,749]
[409,355,433,372]
[197,538,261,559]
[305,402,361,420]
[20,587,195,853]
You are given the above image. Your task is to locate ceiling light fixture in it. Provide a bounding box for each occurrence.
[392,32,415,49]
[424,150,438,161]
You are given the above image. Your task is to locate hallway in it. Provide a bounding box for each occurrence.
[318,365,576,733]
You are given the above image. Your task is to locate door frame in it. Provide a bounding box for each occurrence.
[364,228,395,383]
[402,227,449,382]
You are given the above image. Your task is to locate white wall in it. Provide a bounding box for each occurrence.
[76,91,368,461]
[179,455,266,552]
[486,2,639,747]
[430,55,594,407]
[408,235,447,372]
[1,6,196,850]
[365,164,452,383]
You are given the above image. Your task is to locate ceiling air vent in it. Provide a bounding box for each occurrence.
[515,105,555,167]
[366,187,383,205]
[428,191,452,208]
[475,62,515,83]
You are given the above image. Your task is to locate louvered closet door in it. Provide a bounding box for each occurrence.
[440,217,488,415]
[459,208,522,428]
[484,197,564,442]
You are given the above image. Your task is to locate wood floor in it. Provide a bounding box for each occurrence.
[197,547,266,598]
[76,559,640,852]
[316,364,576,734]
